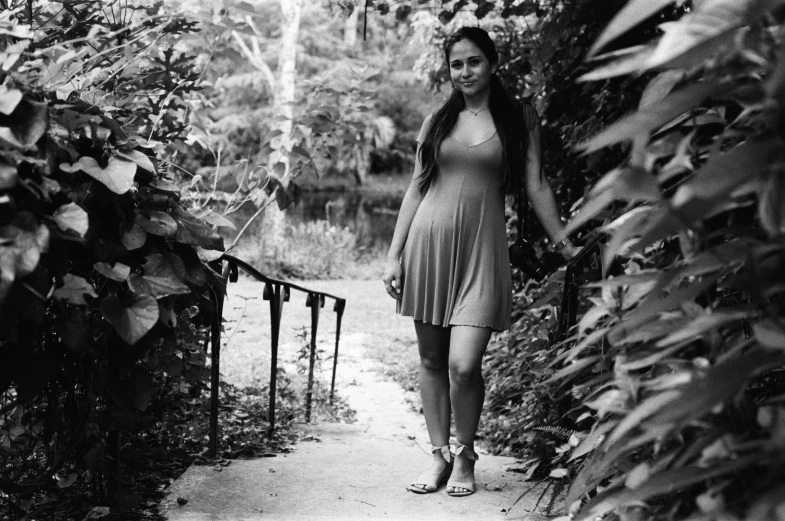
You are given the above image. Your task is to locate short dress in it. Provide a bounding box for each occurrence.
[396,114,514,332]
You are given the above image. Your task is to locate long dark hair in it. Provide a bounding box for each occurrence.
[418,27,528,203]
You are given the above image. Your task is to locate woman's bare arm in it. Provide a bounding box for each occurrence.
[523,117,577,256]
[383,115,431,298]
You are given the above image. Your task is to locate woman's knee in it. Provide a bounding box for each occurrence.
[420,351,447,372]
[449,360,482,385]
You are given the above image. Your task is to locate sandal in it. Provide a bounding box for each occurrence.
[446,443,479,497]
[406,445,453,494]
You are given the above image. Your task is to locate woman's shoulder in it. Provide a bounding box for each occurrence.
[417,113,435,143]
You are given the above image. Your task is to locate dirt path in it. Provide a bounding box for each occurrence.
[161,279,547,521]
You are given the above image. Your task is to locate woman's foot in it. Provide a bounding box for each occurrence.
[446,443,478,497]
[406,445,453,494]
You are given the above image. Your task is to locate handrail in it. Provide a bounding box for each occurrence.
[207,254,347,457]
[552,234,604,344]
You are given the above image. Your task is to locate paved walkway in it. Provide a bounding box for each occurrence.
[161,280,550,521]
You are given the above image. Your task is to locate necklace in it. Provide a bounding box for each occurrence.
[465,106,487,116]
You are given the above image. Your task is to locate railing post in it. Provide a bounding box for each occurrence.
[330,299,346,405]
[264,282,288,439]
[208,260,230,458]
[305,293,324,423]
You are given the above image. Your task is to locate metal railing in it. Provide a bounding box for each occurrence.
[207,254,347,457]
[552,235,604,344]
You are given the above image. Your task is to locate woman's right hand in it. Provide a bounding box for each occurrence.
[382,258,403,300]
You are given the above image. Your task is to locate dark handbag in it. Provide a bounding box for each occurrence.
[508,103,547,281]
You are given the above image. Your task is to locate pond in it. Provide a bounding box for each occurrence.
[285,190,404,253]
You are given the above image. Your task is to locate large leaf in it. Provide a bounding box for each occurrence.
[575,455,763,521]
[170,205,224,250]
[655,310,751,347]
[647,0,785,68]
[0,162,16,189]
[136,211,177,237]
[116,149,155,174]
[0,86,23,116]
[60,155,136,194]
[588,0,676,57]
[0,216,50,303]
[94,262,131,282]
[121,222,147,250]
[53,274,97,306]
[127,254,190,299]
[608,273,722,344]
[100,295,159,345]
[577,82,725,154]
[53,202,89,237]
[0,99,47,149]
[622,349,785,443]
[759,170,785,237]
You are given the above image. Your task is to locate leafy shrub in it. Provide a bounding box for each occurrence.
[523,1,785,519]
[0,1,234,514]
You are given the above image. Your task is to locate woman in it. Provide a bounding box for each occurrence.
[382,27,577,497]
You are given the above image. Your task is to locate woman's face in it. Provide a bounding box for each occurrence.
[447,39,496,98]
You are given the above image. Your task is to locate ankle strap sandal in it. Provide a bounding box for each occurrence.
[432,444,452,464]
[447,443,478,497]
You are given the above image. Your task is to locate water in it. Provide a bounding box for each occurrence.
[286,191,403,253]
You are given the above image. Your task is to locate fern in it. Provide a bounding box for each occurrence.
[546,479,568,515]
[531,424,575,440]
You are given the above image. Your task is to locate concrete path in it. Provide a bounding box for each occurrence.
[161,280,550,521]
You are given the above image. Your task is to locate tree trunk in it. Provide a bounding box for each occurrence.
[343,1,359,47]
[266,0,303,259]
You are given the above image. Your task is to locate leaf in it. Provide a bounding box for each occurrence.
[0,218,50,302]
[575,456,763,521]
[100,295,159,345]
[607,390,680,446]
[646,0,785,69]
[121,222,147,250]
[170,205,224,250]
[201,211,236,230]
[55,315,88,351]
[93,262,131,282]
[608,273,721,344]
[588,0,676,57]
[0,86,23,116]
[0,162,17,190]
[754,319,785,350]
[656,310,750,347]
[128,254,190,299]
[53,202,89,237]
[60,155,136,194]
[759,170,785,237]
[625,463,650,489]
[53,274,97,306]
[116,149,155,174]
[0,99,47,149]
[577,83,725,155]
[579,45,657,82]
[639,71,686,109]
[136,211,177,237]
[57,473,78,489]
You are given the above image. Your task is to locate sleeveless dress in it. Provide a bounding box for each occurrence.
[396,114,513,331]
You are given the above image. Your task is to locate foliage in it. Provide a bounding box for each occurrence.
[501,1,785,520]
[0,0,237,515]
[234,216,385,280]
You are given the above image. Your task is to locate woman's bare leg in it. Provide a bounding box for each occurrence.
[447,325,493,494]
[408,320,451,491]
